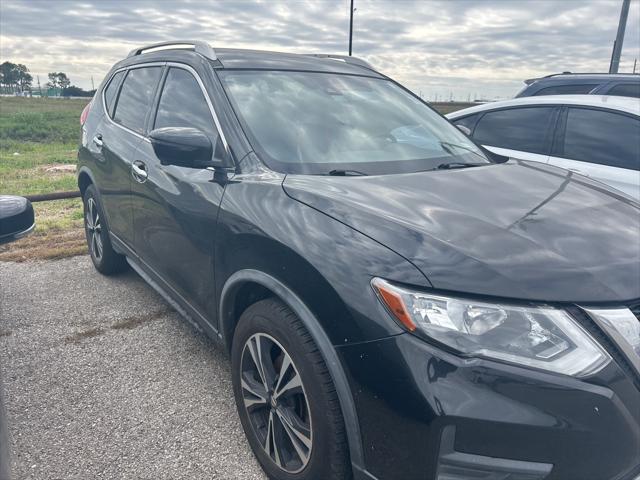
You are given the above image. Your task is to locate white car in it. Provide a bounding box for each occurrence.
[447,95,640,200]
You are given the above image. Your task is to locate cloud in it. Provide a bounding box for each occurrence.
[1,0,638,99]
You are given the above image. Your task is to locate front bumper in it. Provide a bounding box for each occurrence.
[338,332,640,480]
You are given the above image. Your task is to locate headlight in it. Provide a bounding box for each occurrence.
[372,278,610,377]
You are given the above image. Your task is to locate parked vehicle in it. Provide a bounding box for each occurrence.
[516,72,640,98]
[77,41,640,480]
[447,95,640,200]
[0,194,36,480]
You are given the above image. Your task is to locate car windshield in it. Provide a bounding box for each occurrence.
[219,70,490,175]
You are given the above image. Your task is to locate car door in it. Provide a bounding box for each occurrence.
[548,107,640,200]
[131,64,230,322]
[464,106,559,165]
[81,69,154,243]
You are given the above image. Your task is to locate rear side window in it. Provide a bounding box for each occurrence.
[533,84,596,96]
[153,68,219,144]
[563,108,640,171]
[103,71,124,117]
[607,83,640,98]
[473,107,555,154]
[113,67,163,134]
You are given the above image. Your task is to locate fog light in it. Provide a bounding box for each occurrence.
[437,426,552,480]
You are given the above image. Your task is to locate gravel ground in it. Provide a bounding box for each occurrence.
[0,256,266,480]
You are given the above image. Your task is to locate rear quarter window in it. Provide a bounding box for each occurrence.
[103,70,125,117]
[562,108,640,171]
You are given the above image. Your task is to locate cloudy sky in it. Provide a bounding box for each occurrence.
[1,0,639,99]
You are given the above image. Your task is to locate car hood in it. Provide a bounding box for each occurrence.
[283,161,640,303]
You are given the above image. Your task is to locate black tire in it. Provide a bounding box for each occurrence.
[231,298,351,480]
[83,185,128,275]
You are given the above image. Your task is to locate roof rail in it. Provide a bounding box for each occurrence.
[305,54,375,72]
[523,71,640,84]
[526,71,640,83]
[546,71,639,77]
[127,40,216,61]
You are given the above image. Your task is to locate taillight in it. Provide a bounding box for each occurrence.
[80,100,93,125]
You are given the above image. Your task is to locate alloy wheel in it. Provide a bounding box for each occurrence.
[85,198,103,261]
[240,333,313,473]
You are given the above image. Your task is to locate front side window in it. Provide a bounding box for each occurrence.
[473,107,556,154]
[103,70,125,117]
[563,108,640,171]
[113,66,163,134]
[607,83,640,98]
[219,71,489,175]
[453,113,482,135]
[534,84,596,96]
[153,67,219,146]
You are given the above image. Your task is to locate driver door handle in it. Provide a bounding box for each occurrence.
[131,160,148,183]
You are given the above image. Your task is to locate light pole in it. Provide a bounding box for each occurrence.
[348,0,354,56]
[609,0,630,73]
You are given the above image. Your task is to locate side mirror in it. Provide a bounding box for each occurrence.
[455,124,472,136]
[149,127,229,169]
[480,145,510,164]
[0,195,35,245]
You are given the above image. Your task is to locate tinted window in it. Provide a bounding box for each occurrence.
[563,108,640,171]
[154,68,219,144]
[103,71,124,117]
[473,107,555,154]
[113,67,162,134]
[534,84,596,96]
[607,83,640,98]
[453,113,481,134]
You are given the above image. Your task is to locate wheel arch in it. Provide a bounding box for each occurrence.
[219,268,365,471]
[77,166,95,197]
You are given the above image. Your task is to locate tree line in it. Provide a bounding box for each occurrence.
[0,61,95,97]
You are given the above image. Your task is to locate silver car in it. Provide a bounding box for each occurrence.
[447,95,640,200]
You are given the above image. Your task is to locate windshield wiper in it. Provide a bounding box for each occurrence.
[327,169,368,176]
[434,162,487,170]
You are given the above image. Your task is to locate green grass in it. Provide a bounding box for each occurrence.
[0,97,88,144]
[0,97,88,242]
[0,97,88,198]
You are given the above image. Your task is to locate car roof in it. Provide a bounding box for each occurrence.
[214,48,382,76]
[446,95,640,119]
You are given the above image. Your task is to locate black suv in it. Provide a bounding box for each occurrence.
[78,41,640,480]
[516,72,640,98]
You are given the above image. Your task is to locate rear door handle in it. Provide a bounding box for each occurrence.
[131,160,148,183]
[568,167,587,176]
[93,134,103,148]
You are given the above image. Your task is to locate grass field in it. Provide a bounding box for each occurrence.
[0,97,89,261]
[0,96,473,261]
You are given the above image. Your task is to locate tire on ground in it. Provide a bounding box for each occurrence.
[231,297,352,480]
[83,184,128,275]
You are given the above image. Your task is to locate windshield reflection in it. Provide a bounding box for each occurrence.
[220,71,488,175]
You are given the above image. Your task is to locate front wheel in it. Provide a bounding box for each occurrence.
[231,298,351,480]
